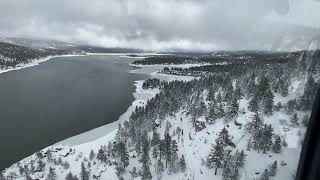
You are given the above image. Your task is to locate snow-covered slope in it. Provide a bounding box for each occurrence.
[1,53,319,180]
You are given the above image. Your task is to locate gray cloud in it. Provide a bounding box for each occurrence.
[0,0,319,51]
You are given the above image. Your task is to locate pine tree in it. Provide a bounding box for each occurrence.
[116,141,130,169]
[248,95,259,112]
[130,167,138,178]
[222,162,232,180]
[89,150,95,161]
[246,112,263,134]
[80,162,89,180]
[263,88,274,116]
[235,150,246,168]
[217,127,234,148]
[96,146,106,162]
[157,159,164,176]
[164,133,172,168]
[290,112,299,126]
[206,103,218,124]
[269,161,278,177]
[171,140,179,166]
[47,149,53,163]
[206,140,224,175]
[152,146,158,160]
[65,172,79,180]
[47,167,56,180]
[260,169,270,180]
[272,135,282,153]
[179,155,187,172]
[151,130,160,147]
[141,163,152,180]
[226,95,239,121]
[261,125,274,153]
[37,159,46,172]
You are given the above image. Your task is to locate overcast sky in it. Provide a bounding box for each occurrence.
[0,0,319,51]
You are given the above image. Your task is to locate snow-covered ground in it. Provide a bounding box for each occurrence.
[1,55,312,180]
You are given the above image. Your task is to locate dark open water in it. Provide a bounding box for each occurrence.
[0,55,146,170]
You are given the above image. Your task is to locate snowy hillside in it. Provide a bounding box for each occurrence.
[1,51,319,180]
[0,42,82,72]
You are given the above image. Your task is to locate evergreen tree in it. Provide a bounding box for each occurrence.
[130,167,138,178]
[206,140,224,175]
[226,95,239,120]
[47,167,56,180]
[179,155,187,172]
[246,112,263,134]
[260,169,270,180]
[47,150,53,163]
[222,162,232,180]
[65,172,79,180]
[235,150,246,168]
[80,162,89,180]
[263,88,274,116]
[164,133,172,168]
[157,159,165,176]
[152,146,158,160]
[261,125,274,153]
[272,135,282,153]
[141,163,152,180]
[96,146,107,162]
[171,140,179,167]
[248,95,259,112]
[89,150,95,161]
[151,130,160,147]
[206,103,218,124]
[290,112,299,126]
[116,141,130,169]
[37,159,46,172]
[269,161,278,177]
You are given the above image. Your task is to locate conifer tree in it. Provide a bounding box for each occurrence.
[157,159,164,176]
[261,125,274,153]
[117,141,130,169]
[269,161,278,177]
[164,133,172,168]
[260,169,270,180]
[141,162,152,180]
[263,88,274,116]
[151,130,160,147]
[272,135,282,153]
[37,159,46,172]
[248,95,259,112]
[89,150,95,161]
[65,172,79,180]
[179,155,187,172]
[206,140,224,175]
[47,167,56,180]
[80,162,89,180]
[290,112,299,126]
[96,146,106,162]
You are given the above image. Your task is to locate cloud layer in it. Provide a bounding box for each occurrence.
[0,0,319,51]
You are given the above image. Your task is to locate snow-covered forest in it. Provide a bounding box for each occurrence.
[0,42,81,70]
[1,50,320,180]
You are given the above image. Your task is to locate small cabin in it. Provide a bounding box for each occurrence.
[195,120,206,132]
